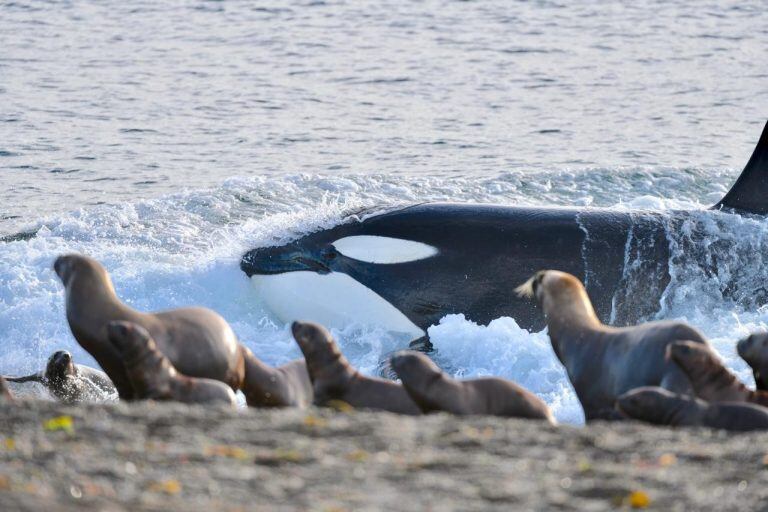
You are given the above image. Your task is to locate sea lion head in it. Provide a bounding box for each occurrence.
[291,321,337,363]
[45,350,76,384]
[107,321,153,363]
[290,321,349,388]
[616,387,699,426]
[53,254,115,294]
[389,350,442,387]
[668,340,718,369]
[737,332,768,366]
[515,270,598,325]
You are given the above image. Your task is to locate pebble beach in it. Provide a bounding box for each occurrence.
[1,401,766,511]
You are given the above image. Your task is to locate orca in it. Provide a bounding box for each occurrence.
[241,121,768,339]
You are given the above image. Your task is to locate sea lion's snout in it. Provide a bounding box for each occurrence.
[615,389,645,416]
[390,350,428,377]
[290,321,310,343]
[53,255,70,281]
[55,351,72,364]
[388,350,413,374]
[737,333,765,360]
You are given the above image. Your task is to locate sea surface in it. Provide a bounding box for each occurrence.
[1,1,767,423]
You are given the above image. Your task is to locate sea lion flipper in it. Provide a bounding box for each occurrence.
[2,373,44,384]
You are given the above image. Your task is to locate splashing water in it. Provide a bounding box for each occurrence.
[0,169,765,423]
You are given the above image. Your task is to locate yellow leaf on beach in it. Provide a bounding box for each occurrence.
[326,400,355,413]
[148,479,181,495]
[2,437,15,450]
[205,445,249,460]
[346,449,369,462]
[43,415,74,434]
[628,490,651,508]
[303,415,328,428]
[658,453,677,467]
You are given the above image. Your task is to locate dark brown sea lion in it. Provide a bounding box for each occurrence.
[108,321,237,407]
[3,350,115,403]
[668,341,768,406]
[737,332,768,391]
[390,350,555,423]
[516,270,709,421]
[291,321,421,415]
[0,376,13,402]
[617,386,768,432]
[54,253,311,407]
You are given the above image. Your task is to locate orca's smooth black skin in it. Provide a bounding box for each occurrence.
[241,121,768,332]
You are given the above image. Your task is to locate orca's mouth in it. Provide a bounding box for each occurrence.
[241,245,330,276]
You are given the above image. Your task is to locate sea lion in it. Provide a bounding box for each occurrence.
[737,332,768,390]
[54,253,310,407]
[108,321,237,407]
[3,350,115,403]
[516,270,709,421]
[390,350,555,423]
[235,349,312,408]
[290,321,421,415]
[0,376,13,402]
[617,386,768,432]
[669,340,768,406]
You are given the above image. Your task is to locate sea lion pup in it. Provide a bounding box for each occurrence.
[290,321,421,415]
[54,253,309,406]
[516,270,709,421]
[3,350,115,403]
[617,387,768,432]
[108,321,237,407]
[737,332,768,390]
[0,376,13,402]
[237,348,313,408]
[669,341,768,407]
[390,350,555,424]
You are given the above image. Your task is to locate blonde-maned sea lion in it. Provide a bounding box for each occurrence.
[668,341,768,406]
[108,321,237,407]
[3,350,115,403]
[617,386,768,432]
[291,321,421,415]
[737,332,768,390]
[390,350,555,423]
[54,253,311,407]
[517,270,709,421]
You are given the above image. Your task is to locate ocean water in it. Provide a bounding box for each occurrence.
[1,1,767,423]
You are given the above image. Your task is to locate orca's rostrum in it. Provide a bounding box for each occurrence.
[241,121,768,340]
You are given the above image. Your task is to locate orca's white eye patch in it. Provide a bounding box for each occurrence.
[331,235,438,264]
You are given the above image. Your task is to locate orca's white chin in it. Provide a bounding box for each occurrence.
[250,271,425,340]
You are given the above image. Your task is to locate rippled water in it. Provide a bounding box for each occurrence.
[2,0,767,233]
[1,1,767,422]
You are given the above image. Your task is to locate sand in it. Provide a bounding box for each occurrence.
[0,400,767,511]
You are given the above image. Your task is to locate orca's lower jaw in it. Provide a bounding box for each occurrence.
[240,246,330,276]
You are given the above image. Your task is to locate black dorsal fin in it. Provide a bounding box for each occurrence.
[714,120,768,214]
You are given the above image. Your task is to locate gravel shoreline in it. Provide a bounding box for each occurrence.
[0,401,766,511]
